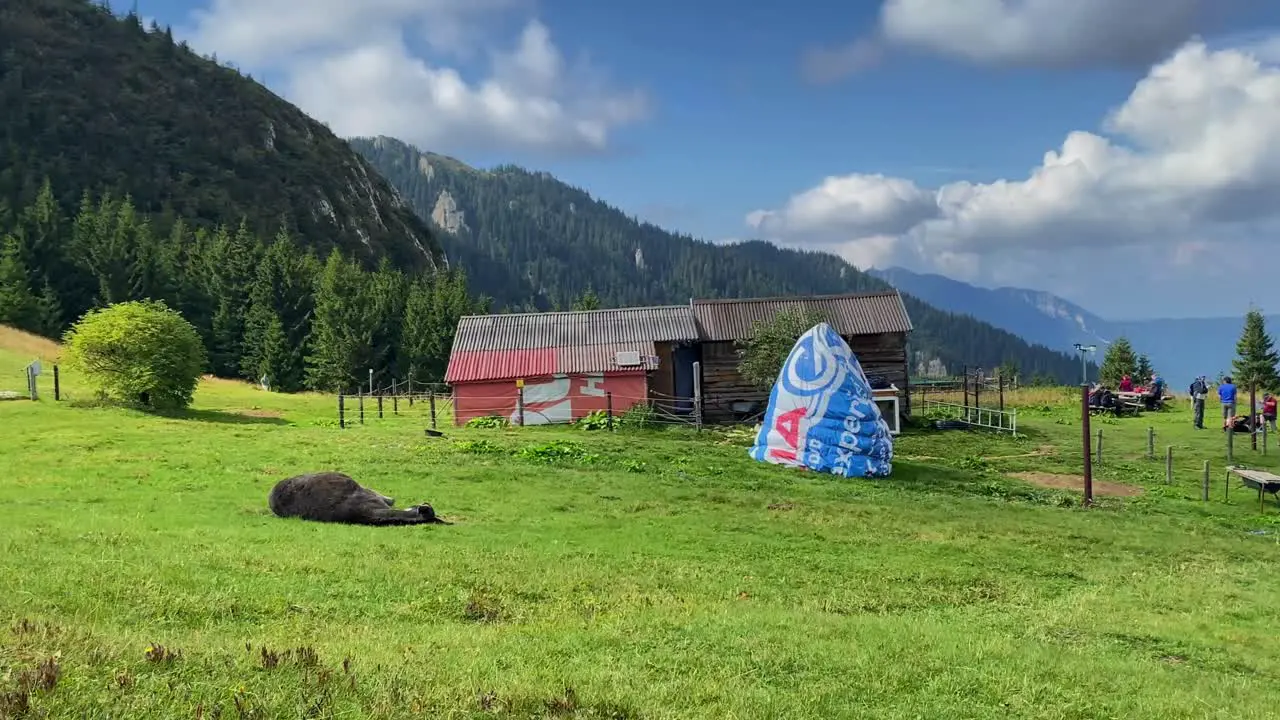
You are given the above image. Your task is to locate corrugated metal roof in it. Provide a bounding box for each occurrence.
[691,290,913,341]
[451,305,698,352]
[445,291,912,383]
[445,343,657,383]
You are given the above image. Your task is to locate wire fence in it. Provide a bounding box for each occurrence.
[335,385,706,431]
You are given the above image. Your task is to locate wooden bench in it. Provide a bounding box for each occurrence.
[1225,466,1280,513]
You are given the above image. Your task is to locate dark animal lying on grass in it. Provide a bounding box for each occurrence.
[268,472,450,526]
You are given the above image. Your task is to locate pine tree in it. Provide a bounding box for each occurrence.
[0,234,37,330]
[1099,337,1138,387]
[305,249,373,392]
[72,191,132,306]
[1135,354,1153,381]
[34,281,64,336]
[241,227,315,391]
[572,287,601,311]
[367,257,407,385]
[1233,309,1280,392]
[206,221,259,376]
[173,223,215,346]
[254,313,291,391]
[398,276,437,384]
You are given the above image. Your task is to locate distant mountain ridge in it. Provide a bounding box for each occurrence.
[350,136,1094,384]
[869,267,1276,388]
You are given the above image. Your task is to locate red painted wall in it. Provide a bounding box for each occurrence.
[452,372,649,426]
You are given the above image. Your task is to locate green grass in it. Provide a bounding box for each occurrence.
[3,333,1280,718]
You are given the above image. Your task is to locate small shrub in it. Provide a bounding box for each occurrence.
[737,307,829,389]
[576,410,610,431]
[454,439,504,454]
[466,415,508,429]
[62,300,206,410]
[517,440,599,464]
[619,403,659,429]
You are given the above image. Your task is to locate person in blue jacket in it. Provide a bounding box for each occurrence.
[1218,376,1237,431]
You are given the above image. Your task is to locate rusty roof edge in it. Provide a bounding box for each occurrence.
[454,304,694,323]
[688,289,902,305]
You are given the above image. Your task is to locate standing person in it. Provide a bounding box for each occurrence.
[1189,375,1208,429]
[1219,376,1237,431]
[1264,393,1278,432]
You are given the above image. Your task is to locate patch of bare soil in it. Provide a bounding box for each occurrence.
[238,408,283,418]
[1011,471,1144,497]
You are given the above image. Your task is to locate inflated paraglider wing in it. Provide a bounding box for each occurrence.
[748,322,894,478]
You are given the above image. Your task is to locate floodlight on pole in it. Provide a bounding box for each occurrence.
[1073,343,1097,385]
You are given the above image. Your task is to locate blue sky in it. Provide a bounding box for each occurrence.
[146,0,1280,320]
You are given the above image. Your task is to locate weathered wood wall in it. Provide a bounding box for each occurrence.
[698,333,909,424]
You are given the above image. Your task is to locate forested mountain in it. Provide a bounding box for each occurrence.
[351,136,1091,382]
[0,0,475,394]
[0,0,442,271]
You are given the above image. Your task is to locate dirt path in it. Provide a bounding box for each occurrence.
[1010,471,1144,497]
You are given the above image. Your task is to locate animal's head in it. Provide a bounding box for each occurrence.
[416,504,450,524]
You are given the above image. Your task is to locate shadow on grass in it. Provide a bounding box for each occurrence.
[150,408,291,425]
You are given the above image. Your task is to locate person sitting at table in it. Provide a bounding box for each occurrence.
[1089,384,1105,407]
[1142,374,1165,410]
[1119,375,1134,392]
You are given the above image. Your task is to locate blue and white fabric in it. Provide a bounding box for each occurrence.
[748,322,894,477]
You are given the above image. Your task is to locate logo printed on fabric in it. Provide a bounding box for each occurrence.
[780,327,845,397]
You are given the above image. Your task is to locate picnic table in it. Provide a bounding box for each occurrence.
[1090,391,1143,417]
[1225,466,1280,513]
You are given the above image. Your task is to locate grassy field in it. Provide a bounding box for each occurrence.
[3,328,1280,719]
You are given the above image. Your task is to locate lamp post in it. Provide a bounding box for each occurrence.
[1073,343,1097,385]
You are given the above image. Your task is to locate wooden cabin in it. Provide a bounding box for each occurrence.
[689,291,913,426]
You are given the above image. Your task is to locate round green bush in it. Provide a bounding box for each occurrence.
[63,300,207,410]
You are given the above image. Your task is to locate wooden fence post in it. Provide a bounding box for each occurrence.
[1147,427,1155,459]
[377,394,383,419]
[338,394,345,429]
[1081,384,1093,506]
[1251,383,1258,451]
[1165,446,1174,484]
[429,389,437,429]
[359,393,364,424]
[1202,460,1210,501]
[606,392,614,431]
[517,387,525,427]
[1095,428,1103,464]
[53,364,60,401]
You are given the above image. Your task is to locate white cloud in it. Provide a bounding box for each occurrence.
[746,174,938,240]
[184,0,648,156]
[758,38,1280,317]
[806,0,1209,81]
